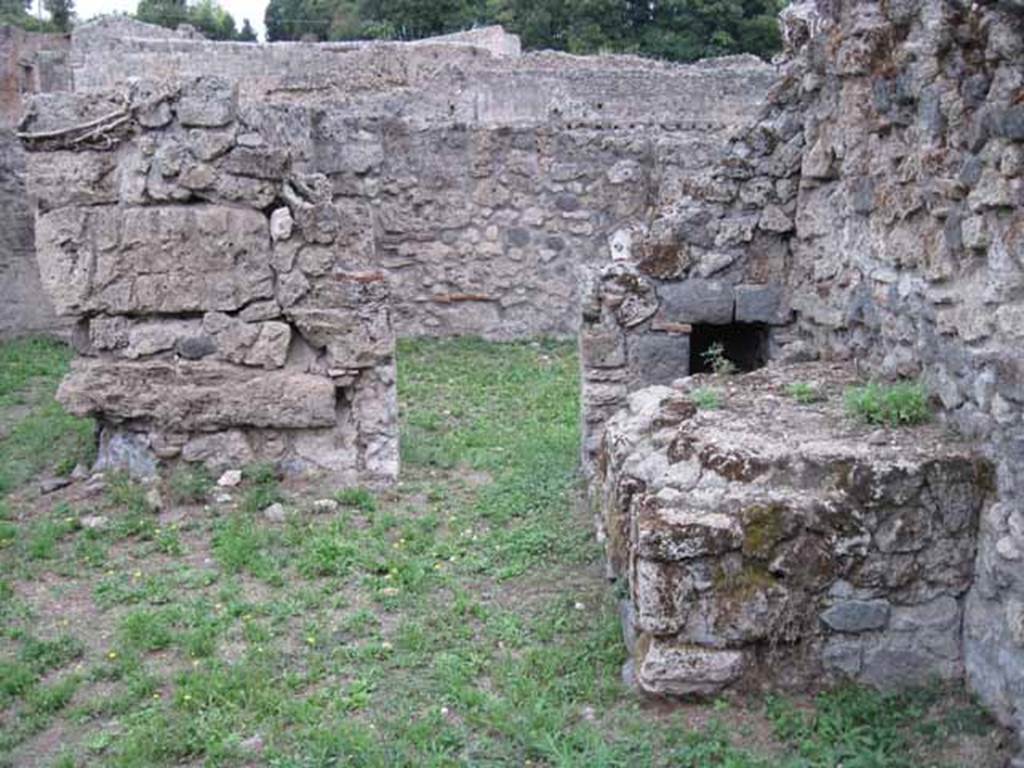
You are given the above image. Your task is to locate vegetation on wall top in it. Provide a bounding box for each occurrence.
[264,0,786,62]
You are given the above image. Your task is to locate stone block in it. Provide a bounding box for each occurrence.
[580,327,626,369]
[285,274,393,369]
[36,205,274,315]
[25,150,119,211]
[58,358,337,431]
[177,76,237,127]
[181,430,254,471]
[820,599,891,633]
[734,284,789,325]
[628,332,690,386]
[636,639,747,696]
[657,280,734,325]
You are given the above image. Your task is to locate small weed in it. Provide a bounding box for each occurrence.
[692,388,721,410]
[241,462,283,513]
[120,608,177,652]
[168,465,212,505]
[845,381,930,427]
[107,472,153,515]
[336,487,377,513]
[786,381,824,404]
[701,341,737,375]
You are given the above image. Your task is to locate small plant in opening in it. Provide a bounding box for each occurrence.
[692,388,721,410]
[786,381,824,404]
[701,342,737,375]
[844,381,931,427]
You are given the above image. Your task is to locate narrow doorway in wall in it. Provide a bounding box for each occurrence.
[688,322,770,374]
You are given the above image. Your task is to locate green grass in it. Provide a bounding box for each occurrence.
[692,387,722,410]
[0,338,94,497]
[240,462,283,513]
[0,338,1004,767]
[844,381,931,427]
[786,381,824,404]
[167,465,212,505]
[336,487,378,513]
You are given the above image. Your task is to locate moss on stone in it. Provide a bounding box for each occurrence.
[741,503,787,560]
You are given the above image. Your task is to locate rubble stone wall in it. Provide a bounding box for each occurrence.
[777,1,1024,739]
[0,26,70,339]
[587,0,1024,743]
[35,18,774,341]
[20,83,399,486]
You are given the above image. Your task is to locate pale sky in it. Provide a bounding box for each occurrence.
[70,0,270,41]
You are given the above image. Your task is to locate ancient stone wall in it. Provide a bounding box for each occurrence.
[778,1,1024,739]
[47,18,774,340]
[588,0,1024,744]
[0,26,70,340]
[20,82,399,485]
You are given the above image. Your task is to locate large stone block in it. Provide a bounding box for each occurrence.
[58,358,337,431]
[627,331,690,386]
[36,204,273,315]
[657,279,734,325]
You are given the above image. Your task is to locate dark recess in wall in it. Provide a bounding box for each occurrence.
[689,322,770,373]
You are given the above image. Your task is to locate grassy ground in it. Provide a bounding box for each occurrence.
[0,337,1011,767]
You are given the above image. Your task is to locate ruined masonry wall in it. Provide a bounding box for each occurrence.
[21,82,399,485]
[53,18,774,341]
[600,365,990,697]
[588,0,1024,744]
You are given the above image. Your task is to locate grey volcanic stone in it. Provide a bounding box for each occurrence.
[735,284,789,325]
[176,335,217,360]
[628,332,690,387]
[658,280,734,324]
[821,600,892,633]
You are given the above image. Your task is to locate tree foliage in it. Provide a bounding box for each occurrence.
[0,0,73,33]
[135,0,252,41]
[263,0,785,62]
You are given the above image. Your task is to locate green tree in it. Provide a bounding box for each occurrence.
[44,0,73,32]
[136,0,243,39]
[265,0,334,40]
[237,17,257,40]
[262,0,786,60]
[358,0,486,39]
[0,0,65,31]
[189,0,238,39]
[136,0,189,29]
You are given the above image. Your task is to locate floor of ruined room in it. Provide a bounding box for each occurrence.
[0,337,1012,767]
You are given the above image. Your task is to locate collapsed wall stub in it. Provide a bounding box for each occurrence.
[19,83,399,485]
[587,0,1024,747]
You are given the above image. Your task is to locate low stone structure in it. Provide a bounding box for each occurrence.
[580,263,792,476]
[20,83,398,485]
[599,364,991,695]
